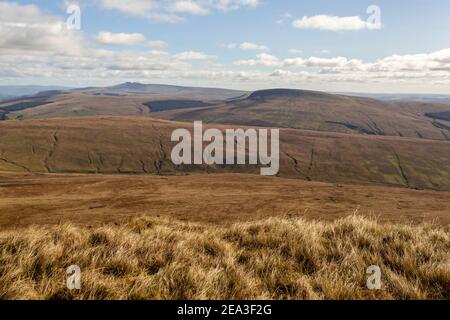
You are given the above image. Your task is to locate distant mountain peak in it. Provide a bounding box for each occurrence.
[113,82,148,90]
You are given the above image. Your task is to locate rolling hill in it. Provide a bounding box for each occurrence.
[76,82,248,99]
[0,116,449,191]
[2,85,449,141]
[0,83,246,121]
[153,89,450,141]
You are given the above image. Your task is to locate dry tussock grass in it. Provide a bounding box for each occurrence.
[0,215,448,300]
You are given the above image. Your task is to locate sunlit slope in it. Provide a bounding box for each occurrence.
[0,116,449,190]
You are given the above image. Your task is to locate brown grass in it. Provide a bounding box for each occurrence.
[1,116,450,190]
[1,172,450,228]
[0,215,448,300]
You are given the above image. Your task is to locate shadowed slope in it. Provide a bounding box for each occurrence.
[153,89,450,141]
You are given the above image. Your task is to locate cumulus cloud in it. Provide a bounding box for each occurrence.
[239,42,269,51]
[223,42,269,51]
[292,15,381,31]
[97,0,183,23]
[0,2,84,54]
[96,0,260,22]
[168,1,209,15]
[283,56,357,68]
[364,50,450,72]
[3,2,450,93]
[173,51,216,60]
[235,53,279,67]
[99,0,156,16]
[96,32,146,45]
[232,49,450,88]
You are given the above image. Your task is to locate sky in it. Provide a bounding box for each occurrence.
[1,0,450,93]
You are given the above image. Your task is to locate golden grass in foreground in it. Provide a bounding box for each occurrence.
[0,216,448,300]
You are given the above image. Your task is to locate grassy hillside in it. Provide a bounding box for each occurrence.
[0,117,449,190]
[0,116,449,190]
[154,89,450,141]
[0,215,448,300]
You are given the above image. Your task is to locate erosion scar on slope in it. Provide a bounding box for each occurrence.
[393,151,410,188]
[306,145,315,181]
[43,129,59,173]
[139,159,149,174]
[0,149,31,172]
[284,152,307,179]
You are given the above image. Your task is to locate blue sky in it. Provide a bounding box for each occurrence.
[1,0,450,93]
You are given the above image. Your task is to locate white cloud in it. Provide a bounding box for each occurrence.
[213,0,260,11]
[292,15,381,31]
[3,2,450,93]
[99,0,156,17]
[223,42,268,51]
[168,1,209,15]
[364,50,450,72]
[147,40,169,48]
[98,0,183,23]
[174,51,216,60]
[239,42,269,51]
[283,57,354,68]
[235,53,279,67]
[96,0,260,22]
[280,50,450,74]
[232,50,450,85]
[0,2,84,54]
[96,32,146,45]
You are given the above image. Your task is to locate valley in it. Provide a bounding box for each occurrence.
[0,83,449,230]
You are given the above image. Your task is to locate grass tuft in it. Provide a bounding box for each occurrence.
[0,215,448,300]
